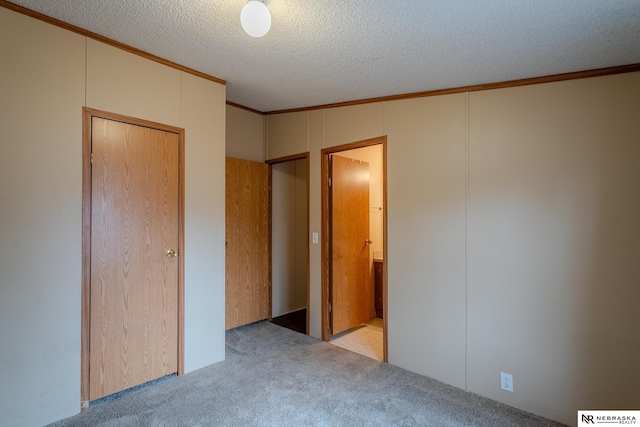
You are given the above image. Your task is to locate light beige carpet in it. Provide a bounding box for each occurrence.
[49,321,566,427]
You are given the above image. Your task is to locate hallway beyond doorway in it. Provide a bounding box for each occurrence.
[330,318,383,361]
[271,308,306,335]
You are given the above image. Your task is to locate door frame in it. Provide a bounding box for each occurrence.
[321,136,388,361]
[266,152,311,334]
[81,107,185,410]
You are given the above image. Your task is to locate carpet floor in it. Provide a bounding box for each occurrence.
[49,322,565,426]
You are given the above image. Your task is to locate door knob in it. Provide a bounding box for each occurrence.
[166,249,178,258]
[365,239,373,245]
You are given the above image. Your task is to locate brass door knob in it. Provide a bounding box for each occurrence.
[166,249,178,258]
[365,239,373,245]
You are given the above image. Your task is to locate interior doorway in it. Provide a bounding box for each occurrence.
[268,153,310,335]
[81,108,185,409]
[322,137,387,362]
[330,154,372,335]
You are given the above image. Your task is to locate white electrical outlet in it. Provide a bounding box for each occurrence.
[312,232,319,244]
[501,372,514,392]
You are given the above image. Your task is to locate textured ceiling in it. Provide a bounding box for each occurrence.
[8,0,640,112]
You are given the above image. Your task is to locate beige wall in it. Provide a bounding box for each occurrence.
[87,39,182,126]
[266,111,308,159]
[89,39,227,375]
[266,72,640,425]
[0,7,226,426]
[324,103,384,148]
[226,105,264,161]
[0,9,85,426]
[272,159,308,317]
[179,72,226,373]
[308,111,324,338]
[385,93,468,389]
[267,107,387,337]
[293,160,309,314]
[466,75,640,422]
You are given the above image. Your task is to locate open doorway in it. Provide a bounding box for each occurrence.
[268,154,310,335]
[321,137,387,362]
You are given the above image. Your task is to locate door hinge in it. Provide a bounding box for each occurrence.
[90,152,94,164]
[328,177,332,187]
[329,302,332,312]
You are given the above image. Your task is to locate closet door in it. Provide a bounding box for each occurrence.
[225,157,270,329]
[90,116,180,400]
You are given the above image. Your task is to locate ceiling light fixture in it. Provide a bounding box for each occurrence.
[240,0,271,38]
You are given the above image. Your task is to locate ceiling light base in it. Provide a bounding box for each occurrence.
[241,0,272,38]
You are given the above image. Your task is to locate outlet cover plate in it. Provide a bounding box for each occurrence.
[501,372,514,392]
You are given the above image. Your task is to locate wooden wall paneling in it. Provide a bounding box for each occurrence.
[225,157,270,329]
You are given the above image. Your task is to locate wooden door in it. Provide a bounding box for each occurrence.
[330,155,371,334]
[225,157,270,329]
[90,117,179,400]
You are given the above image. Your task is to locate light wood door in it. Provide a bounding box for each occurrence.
[330,155,371,334]
[90,117,179,400]
[225,157,270,329]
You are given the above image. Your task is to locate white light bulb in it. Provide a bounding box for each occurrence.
[240,1,271,38]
